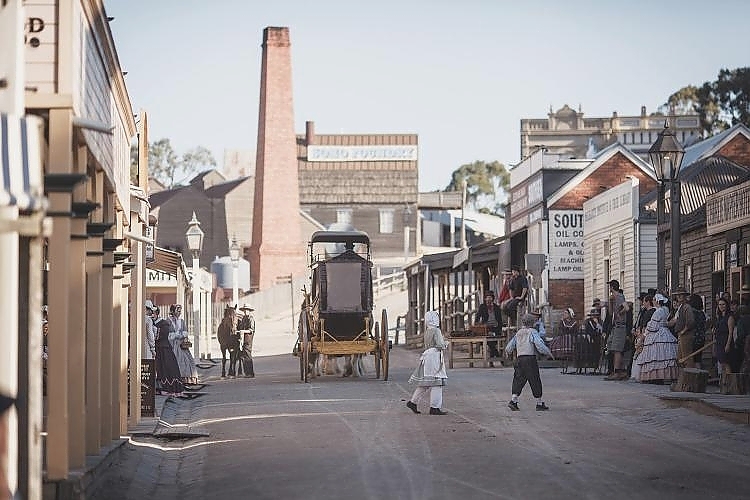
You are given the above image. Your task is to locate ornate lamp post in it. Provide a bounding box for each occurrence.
[648,122,685,293]
[402,205,412,263]
[185,212,204,359]
[229,237,240,307]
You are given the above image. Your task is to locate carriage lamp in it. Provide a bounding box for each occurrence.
[186,212,205,358]
[229,237,241,308]
[648,122,684,293]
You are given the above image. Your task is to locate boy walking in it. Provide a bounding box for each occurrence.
[505,313,554,411]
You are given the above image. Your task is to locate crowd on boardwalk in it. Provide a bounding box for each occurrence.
[416,268,750,416]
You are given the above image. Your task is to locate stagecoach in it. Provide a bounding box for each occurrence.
[294,230,389,382]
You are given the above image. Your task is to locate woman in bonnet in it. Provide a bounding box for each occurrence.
[406,310,449,415]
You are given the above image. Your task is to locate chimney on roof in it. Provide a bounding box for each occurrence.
[641,106,647,117]
[305,121,315,145]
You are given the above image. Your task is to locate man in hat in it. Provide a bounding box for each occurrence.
[505,313,554,411]
[604,280,630,380]
[667,287,695,365]
[529,307,546,339]
[476,290,502,365]
[502,266,528,326]
[237,305,256,378]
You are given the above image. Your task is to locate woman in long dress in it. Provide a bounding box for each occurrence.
[406,310,448,415]
[153,307,184,396]
[168,304,199,384]
[635,293,679,383]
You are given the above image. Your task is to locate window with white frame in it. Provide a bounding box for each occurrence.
[746,243,750,265]
[713,249,725,272]
[336,208,352,225]
[379,209,394,234]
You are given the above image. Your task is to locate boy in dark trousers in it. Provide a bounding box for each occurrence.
[505,313,554,411]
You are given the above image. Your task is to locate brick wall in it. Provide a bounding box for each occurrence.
[548,279,585,325]
[718,134,750,166]
[550,152,658,210]
[249,27,307,291]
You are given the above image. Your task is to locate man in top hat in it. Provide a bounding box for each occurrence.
[237,305,256,378]
[667,286,695,365]
[604,279,630,380]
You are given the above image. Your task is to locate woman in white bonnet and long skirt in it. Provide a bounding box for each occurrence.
[406,310,448,415]
[635,293,679,383]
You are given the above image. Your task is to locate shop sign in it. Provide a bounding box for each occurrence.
[146,269,176,287]
[706,180,750,235]
[549,210,584,280]
[583,180,636,234]
[307,145,418,162]
[140,359,155,417]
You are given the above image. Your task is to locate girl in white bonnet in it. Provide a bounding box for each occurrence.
[406,310,449,415]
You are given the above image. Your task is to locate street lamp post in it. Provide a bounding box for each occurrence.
[229,237,240,307]
[185,212,204,359]
[402,205,411,263]
[648,122,685,293]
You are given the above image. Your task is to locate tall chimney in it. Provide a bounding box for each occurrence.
[248,27,306,291]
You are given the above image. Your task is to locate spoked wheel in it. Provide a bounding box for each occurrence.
[374,321,381,379]
[381,309,389,381]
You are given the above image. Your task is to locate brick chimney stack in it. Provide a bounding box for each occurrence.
[248,27,306,291]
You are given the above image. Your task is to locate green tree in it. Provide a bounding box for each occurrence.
[662,67,750,136]
[446,160,510,214]
[128,138,217,188]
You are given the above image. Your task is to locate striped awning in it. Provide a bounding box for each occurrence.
[1,113,45,211]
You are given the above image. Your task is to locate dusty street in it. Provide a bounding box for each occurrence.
[94,344,750,500]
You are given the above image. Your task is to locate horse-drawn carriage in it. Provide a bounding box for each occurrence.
[294,230,390,382]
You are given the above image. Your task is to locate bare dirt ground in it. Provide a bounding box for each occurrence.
[93,339,750,500]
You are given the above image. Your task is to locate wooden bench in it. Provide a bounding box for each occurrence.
[447,335,504,368]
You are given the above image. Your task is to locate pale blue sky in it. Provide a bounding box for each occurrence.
[106,0,749,191]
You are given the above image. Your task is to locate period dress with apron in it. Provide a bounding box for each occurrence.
[409,311,448,387]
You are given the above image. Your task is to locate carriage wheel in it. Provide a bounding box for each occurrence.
[381,309,389,381]
[301,312,310,383]
[374,321,381,379]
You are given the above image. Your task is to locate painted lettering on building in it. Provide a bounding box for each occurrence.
[549,210,584,280]
[307,145,418,162]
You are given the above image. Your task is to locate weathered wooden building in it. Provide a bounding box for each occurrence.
[643,124,750,312]
[297,121,419,270]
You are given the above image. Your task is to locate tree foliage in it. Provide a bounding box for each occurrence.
[128,138,217,188]
[446,160,510,214]
[662,67,750,136]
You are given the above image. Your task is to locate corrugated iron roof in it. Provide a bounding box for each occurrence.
[680,123,750,167]
[641,156,750,230]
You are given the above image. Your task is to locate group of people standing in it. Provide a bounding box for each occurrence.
[144,300,199,396]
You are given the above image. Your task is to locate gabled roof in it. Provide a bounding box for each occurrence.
[681,123,750,167]
[148,185,187,208]
[641,156,750,230]
[547,142,655,206]
[204,177,248,198]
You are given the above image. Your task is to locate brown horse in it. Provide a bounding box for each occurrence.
[217,306,240,378]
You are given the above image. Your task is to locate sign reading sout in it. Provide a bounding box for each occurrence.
[548,210,584,280]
